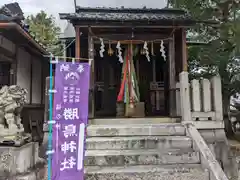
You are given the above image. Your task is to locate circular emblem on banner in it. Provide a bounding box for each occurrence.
[64,72,80,86]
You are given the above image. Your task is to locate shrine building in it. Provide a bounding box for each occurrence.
[59,7,198,120]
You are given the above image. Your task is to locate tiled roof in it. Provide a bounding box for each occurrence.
[60,6,194,22]
[0,2,24,21]
[0,3,49,55]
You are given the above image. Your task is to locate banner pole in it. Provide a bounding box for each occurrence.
[48,55,54,180]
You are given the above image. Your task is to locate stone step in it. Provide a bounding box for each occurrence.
[86,136,192,150]
[85,164,209,180]
[84,149,200,166]
[89,117,180,125]
[87,123,185,137]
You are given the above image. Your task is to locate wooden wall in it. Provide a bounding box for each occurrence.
[16,47,48,105]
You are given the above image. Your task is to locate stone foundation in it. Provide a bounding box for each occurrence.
[0,142,46,180]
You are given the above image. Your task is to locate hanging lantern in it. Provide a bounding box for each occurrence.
[108,41,114,56]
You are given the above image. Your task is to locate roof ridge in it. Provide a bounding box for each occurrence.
[75,6,188,14]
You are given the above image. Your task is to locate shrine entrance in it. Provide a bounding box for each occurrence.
[93,43,169,118]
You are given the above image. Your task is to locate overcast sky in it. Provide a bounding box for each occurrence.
[0,0,167,31]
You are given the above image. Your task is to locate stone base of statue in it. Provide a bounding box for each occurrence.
[0,142,46,180]
[0,125,32,147]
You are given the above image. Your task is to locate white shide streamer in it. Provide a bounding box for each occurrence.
[116,41,123,63]
[143,41,150,62]
[160,40,166,61]
[99,38,105,58]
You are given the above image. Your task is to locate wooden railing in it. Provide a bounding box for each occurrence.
[176,72,224,128]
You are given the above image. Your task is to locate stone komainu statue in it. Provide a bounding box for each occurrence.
[0,85,28,139]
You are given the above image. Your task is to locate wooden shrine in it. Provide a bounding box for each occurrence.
[59,7,195,119]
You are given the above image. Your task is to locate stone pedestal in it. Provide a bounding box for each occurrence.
[0,142,45,180]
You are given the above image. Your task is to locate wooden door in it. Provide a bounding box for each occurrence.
[137,54,168,116]
[94,54,121,117]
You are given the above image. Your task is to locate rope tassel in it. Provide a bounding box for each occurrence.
[99,38,105,57]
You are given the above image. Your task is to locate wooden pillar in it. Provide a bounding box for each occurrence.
[182,28,188,71]
[40,60,44,104]
[103,56,110,113]
[75,26,80,59]
[29,56,33,104]
[169,36,176,117]
[152,58,156,82]
[10,46,18,85]
[62,39,67,61]
[88,31,95,119]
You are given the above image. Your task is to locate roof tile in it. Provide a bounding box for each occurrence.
[60,7,193,22]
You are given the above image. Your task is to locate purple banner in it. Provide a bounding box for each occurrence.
[51,62,90,180]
